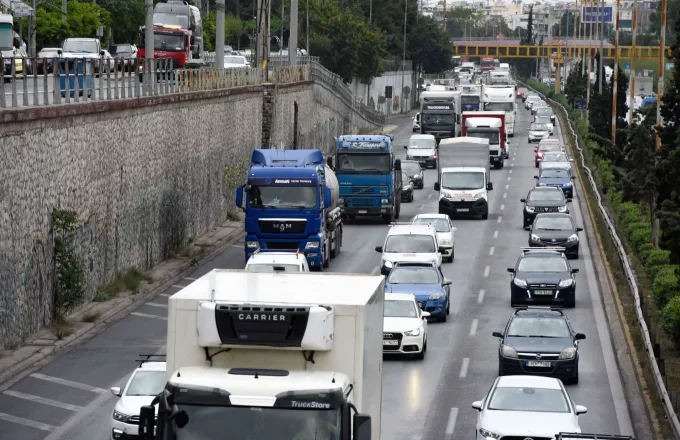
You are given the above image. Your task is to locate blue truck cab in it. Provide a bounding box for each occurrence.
[334,135,403,223]
[235,149,343,271]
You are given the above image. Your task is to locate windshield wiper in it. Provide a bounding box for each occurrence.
[537,228,563,231]
[506,334,528,337]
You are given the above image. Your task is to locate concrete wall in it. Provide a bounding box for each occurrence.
[0,78,381,350]
[350,70,417,116]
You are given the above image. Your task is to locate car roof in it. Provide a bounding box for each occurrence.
[513,307,565,318]
[387,224,436,236]
[414,213,449,220]
[136,361,166,372]
[530,186,562,192]
[534,212,572,220]
[385,292,417,301]
[497,375,563,389]
[520,249,565,259]
[410,134,436,139]
[391,262,439,270]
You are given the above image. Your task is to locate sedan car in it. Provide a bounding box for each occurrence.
[493,308,586,384]
[529,213,583,258]
[413,112,421,132]
[528,123,551,143]
[535,140,565,167]
[535,106,556,123]
[540,152,572,172]
[385,262,451,321]
[507,248,579,307]
[383,293,429,359]
[532,100,549,115]
[534,115,554,134]
[412,213,456,262]
[516,87,527,99]
[400,171,415,202]
[521,186,569,228]
[525,94,541,108]
[471,375,587,440]
[535,167,576,199]
[402,160,424,189]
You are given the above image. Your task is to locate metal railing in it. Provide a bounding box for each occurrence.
[524,82,680,439]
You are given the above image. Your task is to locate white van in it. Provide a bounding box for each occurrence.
[375,224,442,275]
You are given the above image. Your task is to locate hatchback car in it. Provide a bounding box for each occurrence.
[540,152,572,172]
[376,224,442,275]
[525,94,541,108]
[402,160,424,189]
[401,171,415,202]
[535,106,556,123]
[521,186,569,228]
[471,375,587,440]
[383,293,429,359]
[535,140,565,167]
[405,134,437,168]
[37,47,60,74]
[535,167,575,199]
[507,248,579,307]
[528,123,551,143]
[412,213,456,262]
[534,115,554,134]
[385,262,451,321]
[529,213,583,258]
[532,101,549,115]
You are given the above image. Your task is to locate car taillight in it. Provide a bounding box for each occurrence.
[537,152,544,157]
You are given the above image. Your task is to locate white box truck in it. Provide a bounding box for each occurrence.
[433,137,493,220]
[482,85,516,138]
[137,269,384,440]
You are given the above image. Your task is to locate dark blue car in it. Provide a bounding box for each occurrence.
[385,262,451,321]
[534,167,575,199]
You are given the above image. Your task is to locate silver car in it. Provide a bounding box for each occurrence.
[528,123,550,143]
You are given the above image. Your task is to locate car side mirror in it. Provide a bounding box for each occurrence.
[57,49,63,55]
[571,268,579,274]
[13,36,20,48]
[534,176,538,179]
[422,311,431,318]
[472,400,483,411]
[534,147,538,152]
[575,333,586,340]
[520,198,526,203]
[404,146,408,149]
[575,405,587,415]
[395,159,401,171]
[375,246,383,253]
[527,128,530,131]
[439,248,445,253]
[576,227,583,232]
[571,176,575,179]
[443,279,452,286]
[236,186,244,209]
[507,268,515,273]
[567,198,572,202]
[434,182,440,191]
[487,182,493,190]
[569,158,574,162]
[492,331,503,338]
[353,413,371,440]
[110,386,122,397]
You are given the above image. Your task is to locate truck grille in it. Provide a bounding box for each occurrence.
[266,242,299,250]
[383,332,402,351]
[258,219,307,234]
[535,206,559,213]
[341,186,388,196]
[346,198,381,207]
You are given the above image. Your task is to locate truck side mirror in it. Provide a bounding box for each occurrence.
[236,186,244,210]
[323,187,332,208]
[395,159,401,171]
[57,49,63,55]
[434,182,440,191]
[353,413,371,440]
[13,36,20,49]
[100,50,105,56]
[138,405,156,440]
[190,36,196,45]
[487,182,493,190]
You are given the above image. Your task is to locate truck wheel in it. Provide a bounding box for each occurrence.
[395,201,401,219]
[330,232,337,259]
[323,241,330,268]
[494,162,502,170]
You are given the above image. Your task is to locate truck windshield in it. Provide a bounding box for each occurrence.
[247,186,317,209]
[162,405,340,439]
[0,23,13,51]
[484,102,514,112]
[62,40,99,54]
[336,153,390,174]
[466,130,499,145]
[153,12,189,28]
[461,95,480,106]
[422,114,454,125]
[441,172,485,190]
[154,33,185,51]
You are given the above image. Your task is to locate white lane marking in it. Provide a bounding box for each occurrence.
[371,266,380,275]
[230,244,241,248]
[497,216,502,223]
[493,230,499,239]
[459,358,470,378]
[3,390,83,412]
[489,246,495,256]
[29,373,107,394]
[500,204,505,211]
[469,319,478,336]
[419,204,426,209]
[159,293,170,297]
[507,176,511,181]
[145,302,168,308]
[427,193,433,199]
[503,193,507,199]
[445,408,459,437]
[509,169,513,174]
[505,184,509,190]
[478,289,485,304]
[131,312,168,321]
[171,284,187,289]
[484,266,490,277]
[183,277,197,281]
[0,412,56,432]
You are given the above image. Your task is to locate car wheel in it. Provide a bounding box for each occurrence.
[446,298,450,315]
[440,312,447,322]
[569,364,579,384]
[415,340,426,359]
[482,211,488,220]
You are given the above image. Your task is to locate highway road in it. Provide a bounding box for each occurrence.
[0,105,634,440]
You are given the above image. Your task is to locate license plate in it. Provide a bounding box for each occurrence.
[457,208,469,212]
[534,290,553,295]
[383,340,399,346]
[358,210,367,214]
[526,361,551,367]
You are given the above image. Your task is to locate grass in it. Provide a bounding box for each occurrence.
[227,211,241,221]
[81,311,101,323]
[94,267,152,301]
[53,317,73,340]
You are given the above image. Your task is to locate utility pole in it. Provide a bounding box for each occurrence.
[611,0,620,143]
[215,0,225,68]
[289,0,297,66]
[598,0,604,94]
[256,0,270,76]
[629,0,637,124]
[443,0,446,30]
[62,0,66,21]
[586,1,592,118]
[281,0,284,54]
[402,0,407,113]
[144,0,154,91]
[656,0,667,151]
[306,0,309,55]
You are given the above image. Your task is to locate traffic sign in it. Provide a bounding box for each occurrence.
[11,1,33,17]
[581,6,613,23]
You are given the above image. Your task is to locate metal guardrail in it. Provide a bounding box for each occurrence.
[524,82,680,439]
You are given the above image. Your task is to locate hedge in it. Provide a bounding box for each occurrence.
[662,296,680,347]
[653,265,680,308]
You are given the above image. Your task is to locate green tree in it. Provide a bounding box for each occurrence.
[512,6,534,78]
[565,60,587,107]
[97,0,143,44]
[66,1,112,45]
[445,7,483,38]
[34,7,71,49]
[409,16,452,74]
[620,110,658,217]
[202,11,247,51]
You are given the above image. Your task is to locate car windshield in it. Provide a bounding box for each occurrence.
[225,56,245,64]
[62,40,99,53]
[441,171,485,190]
[527,96,539,101]
[537,108,554,116]
[531,124,547,131]
[409,138,436,149]
[488,386,570,413]
[384,300,419,317]
[518,256,568,272]
[507,317,571,338]
[402,162,421,174]
[247,185,317,209]
[528,190,563,202]
[541,169,570,179]
[535,117,551,125]
[542,153,568,162]
[413,217,451,232]
[384,234,436,253]
[153,12,189,28]
[484,102,514,112]
[539,143,561,152]
[125,370,167,396]
[246,263,301,272]
[534,216,573,230]
[336,153,391,174]
[387,268,440,284]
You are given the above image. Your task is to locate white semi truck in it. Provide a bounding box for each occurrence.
[482,85,516,137]
[137,269,384,440]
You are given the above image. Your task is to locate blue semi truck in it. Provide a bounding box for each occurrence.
[333,135,402,223]
[235,149,343,271]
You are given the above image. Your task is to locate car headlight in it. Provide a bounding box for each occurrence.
[563,182,572,187]
[567,233,579,242]
[525,206,535,213]
[439,238,452,246]
[537,182,546,186]
[404,328,421,336]
[415,174,422,179]
[381,198,389,204]
[530,234,540,242]
[558,346,577,360]
[473,191,485,199]
[513,278,527,288]
[305,241,319,249]
[558,278,573,288]
[500,345,518,358]
[558,205,568,212]
[338,198,344,204]
[429,292,445,300]
[246,241,260,249]
[478,428,501,440]
[113,410,133,423]
[383,260,393,268]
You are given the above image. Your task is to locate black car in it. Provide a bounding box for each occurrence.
[529,213,583,258]
[400,171,414,202]
[535,167,575,199]
[521,186,569,229]
[402,160,424,189]
[493,307,586,384]
[507,248,579,307]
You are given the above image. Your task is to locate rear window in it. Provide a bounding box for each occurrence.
[109,44,133,55]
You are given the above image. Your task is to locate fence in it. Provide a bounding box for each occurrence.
[525,82,680,439]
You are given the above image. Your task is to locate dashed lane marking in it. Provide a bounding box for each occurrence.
[489,247,495,256]
[503,193,507,199]
[459,358,470,378]
[3,390,83,412]
[29,373,107,394]
[419,204,426,209]
[500,204,505,211]
[469,319,478,337]
[484,266,490,277]
[505,184,509,190]
[145,302,168,309]
[0,412,56,432]
[507,176,511,181]
[493,230,499,239]
[509,169,513,174]
[130,312,168,321]
[427,193,433,199]
[445,408,459,437]
[478,289,485,304]
[497,216,502,223]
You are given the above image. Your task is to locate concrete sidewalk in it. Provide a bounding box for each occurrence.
[0,219,245,391]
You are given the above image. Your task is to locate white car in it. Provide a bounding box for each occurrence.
[472,375,587,440]
[245,250,310,272]
[540,152,573,172]
[532,101,549,115]
[375,223,442,275]
[528,123,551,143]
[534,115,554,134]
[110,359,167,440]
[535,106,556,124]
[525,95,541,109]
[383,293,429,359]
[412,213,456,262]
[412,112,421,132]
[405,134,438,169]
[223,55,250,69]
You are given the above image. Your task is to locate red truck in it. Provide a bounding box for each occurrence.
[481,57,495,72]
[137,24,191,69]
[461,111,507,169]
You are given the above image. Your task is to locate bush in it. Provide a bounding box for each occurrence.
[628,224,652,252]
[661,296,680,346]
[646,249,672,278]
[652,265,679,308]
[617,202,643,225]
[639,243,656,262]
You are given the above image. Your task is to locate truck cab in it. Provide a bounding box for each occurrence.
[419,90,459,140]
[152,0,200,58]
[138,25,192,68]
[482,85,516,140]
[462,115,504,169]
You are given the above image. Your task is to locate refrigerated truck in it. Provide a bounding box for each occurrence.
[482,85,516,138]
[461,111,507,169]
[138,269,384,440]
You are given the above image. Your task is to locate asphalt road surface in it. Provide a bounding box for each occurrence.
[0,105,634,440]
